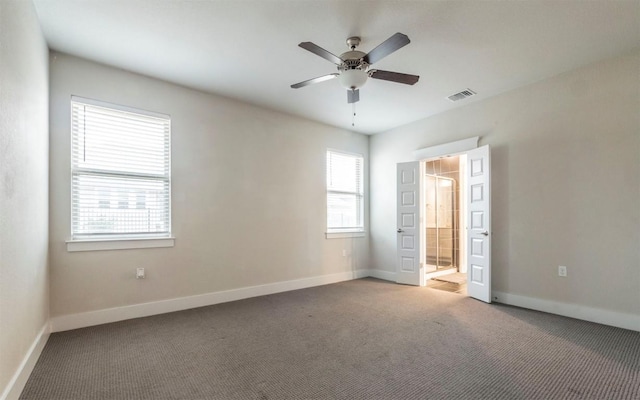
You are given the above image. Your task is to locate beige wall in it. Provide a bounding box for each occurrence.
[49,53,369,318]
[370,50,640,316]
[0,0,50,395]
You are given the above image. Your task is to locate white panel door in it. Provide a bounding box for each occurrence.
[466,145,491,302]
[396,162,423,286]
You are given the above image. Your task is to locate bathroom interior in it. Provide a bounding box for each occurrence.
[424,155,467,294]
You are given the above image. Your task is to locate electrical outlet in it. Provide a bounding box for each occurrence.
[558,265,567,277]
[136,268,145,279]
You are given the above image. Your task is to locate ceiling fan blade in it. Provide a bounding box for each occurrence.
[347,89,360,104]
[363,33,410,65]
[369,69,420,85]
[298,42,343,65]
[291,73,339,89]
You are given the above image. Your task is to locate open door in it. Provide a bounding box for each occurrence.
[396,162,424,286]
[466,145,491,302]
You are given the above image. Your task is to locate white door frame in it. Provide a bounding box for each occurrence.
[413,136,480,161]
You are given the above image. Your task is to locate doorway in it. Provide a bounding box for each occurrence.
[424,156,467,295]
[395,139,491,303]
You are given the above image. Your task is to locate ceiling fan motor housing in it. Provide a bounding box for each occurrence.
[338,50,369,89]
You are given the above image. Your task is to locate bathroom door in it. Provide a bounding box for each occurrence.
[396,161,424,286]
[466,145,491,303]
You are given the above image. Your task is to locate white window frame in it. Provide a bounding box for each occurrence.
[326,149,365,239]
[67,96,174,252]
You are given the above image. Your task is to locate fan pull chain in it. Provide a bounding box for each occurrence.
[352,102,356,127]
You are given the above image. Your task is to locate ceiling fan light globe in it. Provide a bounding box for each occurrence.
[338,69,368,90]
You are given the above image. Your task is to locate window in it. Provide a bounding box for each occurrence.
[326,150,364,234]
[70,97,171,241]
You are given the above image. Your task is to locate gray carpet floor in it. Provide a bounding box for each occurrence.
[20,278,640,399]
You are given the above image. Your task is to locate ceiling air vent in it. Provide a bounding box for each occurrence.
[447,88,476,102]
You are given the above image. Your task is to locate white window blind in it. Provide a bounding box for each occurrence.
[326,150,364,232]
[71,97,171,240]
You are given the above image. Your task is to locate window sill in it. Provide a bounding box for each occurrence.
[66,237,175,252]
[325,231,366,239]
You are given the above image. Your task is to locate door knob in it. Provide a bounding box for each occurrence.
[397,228,404,233]
[480,230,489,236]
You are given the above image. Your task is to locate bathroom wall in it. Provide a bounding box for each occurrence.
[425,157,461,270]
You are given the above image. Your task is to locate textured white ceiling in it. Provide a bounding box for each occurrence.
[33,0,640,134]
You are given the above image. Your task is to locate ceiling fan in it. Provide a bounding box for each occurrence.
[291,32,420,104]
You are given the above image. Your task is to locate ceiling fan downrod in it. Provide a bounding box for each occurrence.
[346,36,360,51]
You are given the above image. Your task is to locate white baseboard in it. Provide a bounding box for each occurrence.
[51,269,370,332]
[1,323,50,400]
[368,269,396,282]
[492,291,640,332]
